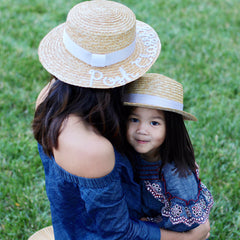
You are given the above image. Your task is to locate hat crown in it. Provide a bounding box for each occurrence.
[65,0,136,54]
[126,73,183,104]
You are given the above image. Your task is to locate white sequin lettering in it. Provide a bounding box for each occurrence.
[89,67,139,87]
[89,70,103,87]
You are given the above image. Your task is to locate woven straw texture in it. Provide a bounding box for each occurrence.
[28,226,54,240]
[66,0,136,54]
[124,73,197,121]
[38,0,161,88]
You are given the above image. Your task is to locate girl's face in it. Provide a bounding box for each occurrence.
[127,107,166,161]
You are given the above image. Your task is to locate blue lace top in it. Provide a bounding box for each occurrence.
[38,144,160,240]
[136,156,214,232]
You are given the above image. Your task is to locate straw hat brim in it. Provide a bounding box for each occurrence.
[38,21,161,88]
[28,226,54,240]
[124,102,197,121]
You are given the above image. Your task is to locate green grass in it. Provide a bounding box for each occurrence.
[0,0,239,239]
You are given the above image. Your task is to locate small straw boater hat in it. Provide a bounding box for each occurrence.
[38,0,161,89]
[123,73,197,121]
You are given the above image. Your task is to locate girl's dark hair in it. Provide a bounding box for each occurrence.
[32,78,126,157]
[124,107,197,177]
[159,111,197,177]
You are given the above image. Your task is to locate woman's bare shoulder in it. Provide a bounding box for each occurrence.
[53,115,115,178]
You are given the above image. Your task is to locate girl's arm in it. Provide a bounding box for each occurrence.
[152,163,213,232]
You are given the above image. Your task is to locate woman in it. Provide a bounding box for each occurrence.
[32,1,210,239]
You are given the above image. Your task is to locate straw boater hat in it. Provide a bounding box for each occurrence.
[38,0,161,88]
[123,73,197,121]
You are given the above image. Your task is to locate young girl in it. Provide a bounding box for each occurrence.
[124,73,214,232]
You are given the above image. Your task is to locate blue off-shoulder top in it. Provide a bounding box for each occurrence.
[38,144,160,240]
[136,156,214,232]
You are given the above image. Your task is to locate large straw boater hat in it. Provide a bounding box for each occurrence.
[38,0,161,89]
[123,73,197,121]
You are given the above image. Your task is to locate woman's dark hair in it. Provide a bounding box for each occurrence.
[124,107,197,177]
[32,78,127,157]
[159,111,197,177]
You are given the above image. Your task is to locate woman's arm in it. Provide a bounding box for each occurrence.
[160,220,210,240]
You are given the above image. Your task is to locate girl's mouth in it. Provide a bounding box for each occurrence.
[136,139,149,144]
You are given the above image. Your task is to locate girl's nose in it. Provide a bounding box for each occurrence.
[136,123,148,135]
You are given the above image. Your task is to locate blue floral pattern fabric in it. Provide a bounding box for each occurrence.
[137,156,214,232]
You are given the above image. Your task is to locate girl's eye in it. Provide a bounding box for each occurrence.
[129,117,139,123]
[151,121,160,126]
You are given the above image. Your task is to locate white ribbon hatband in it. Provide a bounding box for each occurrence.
[63,30,136,67]
[124,93,183,111]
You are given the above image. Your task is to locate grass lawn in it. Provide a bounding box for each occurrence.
[0,0,239,239]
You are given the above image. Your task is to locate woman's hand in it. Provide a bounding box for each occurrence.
[185,220,210,240]
[160,220,210,240]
